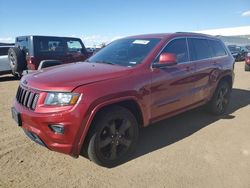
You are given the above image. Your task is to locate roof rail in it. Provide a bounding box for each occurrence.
[175,32,200,34]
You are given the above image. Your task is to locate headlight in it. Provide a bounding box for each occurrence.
[45,92,80,106]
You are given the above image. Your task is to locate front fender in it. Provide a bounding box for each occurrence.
[74,95,144,156]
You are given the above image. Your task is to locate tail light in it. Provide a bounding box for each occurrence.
[26,56,37,70]
[26,56,35,64]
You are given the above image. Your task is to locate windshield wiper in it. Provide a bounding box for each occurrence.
[95,61,116,65]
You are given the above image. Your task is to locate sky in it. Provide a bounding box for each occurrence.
[0,0,250,47]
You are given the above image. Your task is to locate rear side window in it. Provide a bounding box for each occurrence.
[66,40,83,53]
[188,38,212,61]
[159,38,188,63]
[16,37,29,54]
[0,47,9,56]
[34,37,64,55]
[208,40,227,57]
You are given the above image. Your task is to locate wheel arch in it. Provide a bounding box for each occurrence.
[77,97,145,156]
[219,74,233,89]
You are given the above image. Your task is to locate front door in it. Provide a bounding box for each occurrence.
[151,38,195,121]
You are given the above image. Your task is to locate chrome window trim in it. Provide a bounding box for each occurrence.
[152,36,229,68]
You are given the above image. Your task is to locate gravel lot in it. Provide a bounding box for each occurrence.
[0,62,250,188]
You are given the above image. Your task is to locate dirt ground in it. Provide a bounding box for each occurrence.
[0,62,250,188]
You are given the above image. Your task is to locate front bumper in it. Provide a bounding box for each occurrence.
[12,99,88,157]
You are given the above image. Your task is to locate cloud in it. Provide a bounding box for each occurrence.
[0,37,14,43]
[241,10,250,17]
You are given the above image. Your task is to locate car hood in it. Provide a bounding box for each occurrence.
[21,62,133,92]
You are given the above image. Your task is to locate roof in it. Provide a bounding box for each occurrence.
[16,35,82,40]
[125,32,215,39]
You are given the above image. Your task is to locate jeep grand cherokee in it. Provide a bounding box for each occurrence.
[11,32,234,167]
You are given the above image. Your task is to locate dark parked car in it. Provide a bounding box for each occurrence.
[8,36,90,77]
[245,52,250,71]
[12,32,234,167]
[227,45,249,61]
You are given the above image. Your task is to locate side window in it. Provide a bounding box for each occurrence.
[208,40,227,57]
[188,38,212,61]
[66,40,83,53]
[16,37,29,53]
[0,47,9,56]
[158,38,188,63]
[34,37,64,55]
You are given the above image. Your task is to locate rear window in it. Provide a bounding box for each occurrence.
[0,47,9,56]
[34,37,64,55]
[208,40,227,57]
[188,38,212,61]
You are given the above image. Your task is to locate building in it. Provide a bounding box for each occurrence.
[196,25,250,46]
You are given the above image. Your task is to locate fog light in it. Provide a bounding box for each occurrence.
[49,124,64,134]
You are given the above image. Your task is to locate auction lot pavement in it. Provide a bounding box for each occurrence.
[0,62,250,188]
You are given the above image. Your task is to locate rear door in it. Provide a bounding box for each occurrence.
[187,38,215,103]
[65,38,88,63]
[151,38,196,121]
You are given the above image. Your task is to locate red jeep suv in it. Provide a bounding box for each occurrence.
[12,33,234,167]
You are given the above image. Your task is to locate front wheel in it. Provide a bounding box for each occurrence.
[206,81,231,115]
[87,106,139,167]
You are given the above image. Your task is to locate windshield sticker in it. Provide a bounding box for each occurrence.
[133,40,150,45]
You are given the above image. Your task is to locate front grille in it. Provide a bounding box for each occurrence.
[16,86,39,110]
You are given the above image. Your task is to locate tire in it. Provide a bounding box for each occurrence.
[206,81,231,115]
[8,47,26,77]
[245,64,250,71]
[87,106,139,167]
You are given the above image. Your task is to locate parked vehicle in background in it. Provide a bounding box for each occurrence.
[12,32,234,167]
[0,45,14,74]
[86,48,95,57]
[245,52,250,71]
[8,36,90,77]
[227,45,249,61]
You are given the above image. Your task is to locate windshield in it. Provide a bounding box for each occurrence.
[87,38,161,67]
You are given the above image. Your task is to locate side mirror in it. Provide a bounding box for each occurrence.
[159,53,177,64]
[153,53,177,68]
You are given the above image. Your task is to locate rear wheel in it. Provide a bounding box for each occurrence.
[8,47,26,77]
[245,64,250,71]
[206,81,231,115]
[87,106,139,167]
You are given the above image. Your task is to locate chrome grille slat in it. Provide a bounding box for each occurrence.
[27,92,34,108]
[31,94,39,110]
[21,90,26,104]
[23,91,30,106]
[18,87,23,102]
[15,86,39,111]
